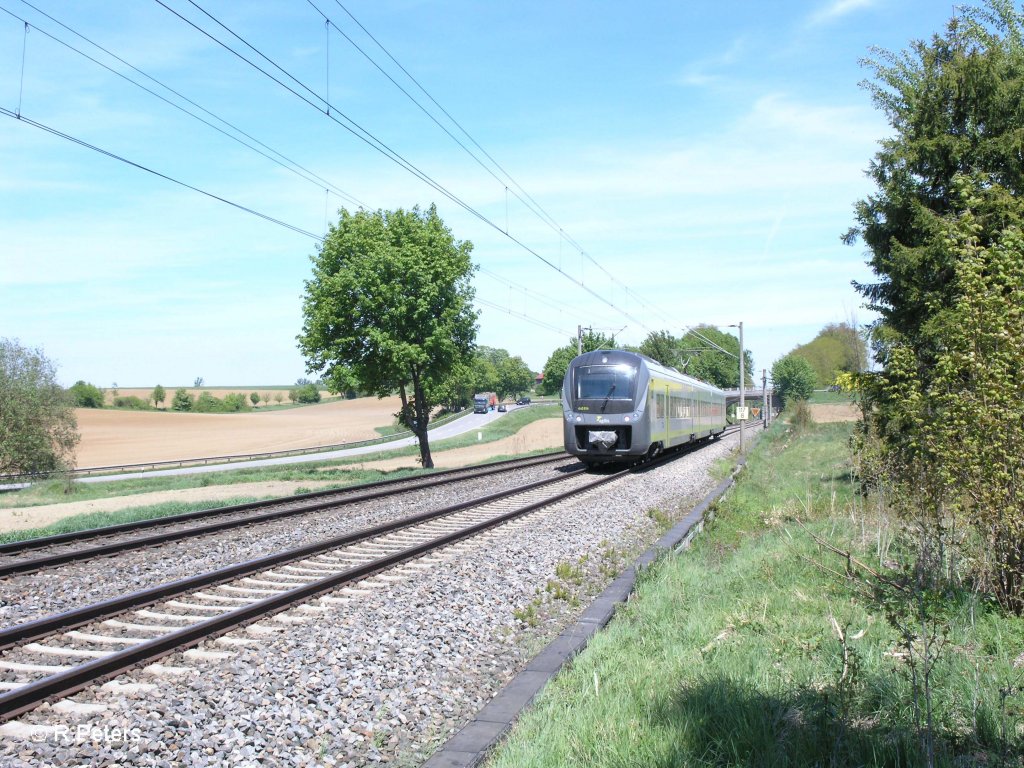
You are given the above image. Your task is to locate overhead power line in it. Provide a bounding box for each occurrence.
[0,106,324,241]
[319,0,683,330]
[4,1,367,212]
[153,0,656,334]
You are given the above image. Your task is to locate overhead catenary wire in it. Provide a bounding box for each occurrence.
[0,106,324,241]
[4,1,367,212]
[156,0,656,335]
[478,267,571,317]
[475,297,570,338]
[4,2,673,338]
[321,0,683,330]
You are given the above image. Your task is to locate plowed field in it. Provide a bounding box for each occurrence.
[74,396,403,469]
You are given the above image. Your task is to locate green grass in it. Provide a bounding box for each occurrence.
[487,419,1024,767]
[0,405,562,543]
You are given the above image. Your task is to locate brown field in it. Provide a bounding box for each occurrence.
[74,396,403,469]
[0,416,564,534]
[807,403,859,422]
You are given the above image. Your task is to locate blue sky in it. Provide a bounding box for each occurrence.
[1,0,956,387]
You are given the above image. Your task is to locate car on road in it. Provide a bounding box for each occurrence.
[515,397,531,406]
[497,403,507,412]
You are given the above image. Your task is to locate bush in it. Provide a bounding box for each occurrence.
[222,393,249,412]
[192,392,222,413]
[171,388,193,411]
[69,380,105,408]
[112,395,148,410]
[290,383,321,404]
[771,355,816,408]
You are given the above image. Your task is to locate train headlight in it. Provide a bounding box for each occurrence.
[575,415,583,422]
[624,416,630,422]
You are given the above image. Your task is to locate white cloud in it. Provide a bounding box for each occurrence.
[808,0,877,27]
[676,37,747,87]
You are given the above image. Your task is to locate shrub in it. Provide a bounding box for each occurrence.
[290,383,321,404]
[112,395,148,410]
[192,392,222,413]
[171,388,193,411]
[222,393,249,412]
[68,380,105,408]
[771,355,816,408]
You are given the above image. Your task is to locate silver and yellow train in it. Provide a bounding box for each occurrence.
[561,349,727,465]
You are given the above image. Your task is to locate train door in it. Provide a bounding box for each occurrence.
[653,383,668,447]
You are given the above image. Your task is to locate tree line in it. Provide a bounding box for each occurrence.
[844,0,1024,614]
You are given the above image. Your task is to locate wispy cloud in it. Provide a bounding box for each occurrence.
[676,37,746,87]
[807,0,877,27]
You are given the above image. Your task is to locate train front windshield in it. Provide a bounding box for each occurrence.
[575,364,637,401]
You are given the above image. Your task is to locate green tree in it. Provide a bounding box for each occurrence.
[846,1,1024,608]
[540,331,612,396]
[770,355,816,408]
[222,393,249,412]
[152,384,166,409]
[298,205,477,468]
[290,383,321,404]
[846,0,1024,349]
[192,391,222,413]
[680,326,752,389]
[638,330,683,369]
[250,391,260,408]
[0,339,79,476]
[171,388,193,411]
[496,355,534,400]
[790,323,867,387]
[69,380,105,408]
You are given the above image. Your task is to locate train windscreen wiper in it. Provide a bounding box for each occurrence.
[601,383,616,412]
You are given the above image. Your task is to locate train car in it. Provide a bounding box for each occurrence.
[562,349,727,465]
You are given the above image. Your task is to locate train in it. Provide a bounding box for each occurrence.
[561,349,727,465]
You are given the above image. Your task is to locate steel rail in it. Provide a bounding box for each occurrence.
[0,453,566,576]
[0,466,627,723]
[0,465,590,651]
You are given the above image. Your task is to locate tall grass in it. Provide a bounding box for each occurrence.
[487,419,1024,767]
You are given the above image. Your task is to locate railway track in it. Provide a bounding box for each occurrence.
[0,452,567,578]
[0,459,632,722]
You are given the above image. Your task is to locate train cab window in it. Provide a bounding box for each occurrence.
[575,365,637,401]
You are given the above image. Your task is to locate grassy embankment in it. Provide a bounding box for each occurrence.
[0,404,561,544]
[488,416,1024,767]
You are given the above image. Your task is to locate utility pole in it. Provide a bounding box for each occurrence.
[577,325,592,355]
[762,368,767,428]
[738,321,745,454]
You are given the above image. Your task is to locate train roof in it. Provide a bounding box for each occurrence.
[569,349,726,394]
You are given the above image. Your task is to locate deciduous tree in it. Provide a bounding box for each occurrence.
[847,1,1024,608]
[770,355,816,408]
[0,339,78,476]
[298,205,477,468]
[540,332,612,396]
[69,380,105,408]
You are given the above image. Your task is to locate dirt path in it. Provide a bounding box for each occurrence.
[0,418,564,535]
